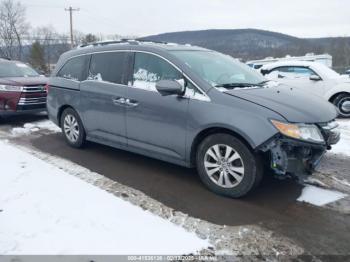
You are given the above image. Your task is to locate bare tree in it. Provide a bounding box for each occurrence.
[72,30,85,47]
[104,34,138,41]
[0,0,28,60]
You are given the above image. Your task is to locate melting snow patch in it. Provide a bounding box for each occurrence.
[11,120,61,136]
[297,185,347,206]
[0,140,208,255]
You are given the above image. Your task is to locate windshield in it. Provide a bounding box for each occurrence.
[0,62,39,78]
[171,50,265,87]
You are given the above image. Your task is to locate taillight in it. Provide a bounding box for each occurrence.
[44,84,49,93]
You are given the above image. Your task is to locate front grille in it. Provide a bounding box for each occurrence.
[18,85,47,107]
[22,85,46,93]
[18,97,47,105]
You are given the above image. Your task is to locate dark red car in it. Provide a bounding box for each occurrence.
[0,58,48,115]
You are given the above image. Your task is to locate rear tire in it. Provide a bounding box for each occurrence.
[333,93,350,118]
[60,108,86,148]
[196,133,263,198]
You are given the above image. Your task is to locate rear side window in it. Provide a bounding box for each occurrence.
[88,52,127,85]
[57,55,89,81]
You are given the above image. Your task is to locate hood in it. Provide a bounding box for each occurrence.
[338,75,350,83]
[0,76,47,86]
[224,84,337,123]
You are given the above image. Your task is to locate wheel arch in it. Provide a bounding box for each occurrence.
[329,91,350,102]
[57,105,76,127]
[189,126,255,167]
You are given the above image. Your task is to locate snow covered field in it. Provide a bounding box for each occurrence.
[0,140,208,255]
[330,120,350,157]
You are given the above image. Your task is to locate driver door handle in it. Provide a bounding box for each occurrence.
[125,98,139,107]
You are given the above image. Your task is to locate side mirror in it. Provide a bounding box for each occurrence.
[260,69,269,75]
[309,75,321,81]
[155,80,184,96]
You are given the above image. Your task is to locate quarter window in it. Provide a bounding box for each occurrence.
[57,55,89,81]
[132,53,183,91]
[88,52,127,85]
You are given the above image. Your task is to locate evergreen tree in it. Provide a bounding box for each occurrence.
[29,41,47,74]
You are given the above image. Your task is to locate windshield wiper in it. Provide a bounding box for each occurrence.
[257,80,270,85]
[215,82,262,89]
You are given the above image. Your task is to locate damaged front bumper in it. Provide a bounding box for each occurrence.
[259,121,340,178]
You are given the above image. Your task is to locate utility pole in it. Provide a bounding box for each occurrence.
[65,6,80,48]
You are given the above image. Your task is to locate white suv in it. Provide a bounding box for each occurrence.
[260,61,350,117]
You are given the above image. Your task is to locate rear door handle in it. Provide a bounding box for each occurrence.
[125,99,139,107]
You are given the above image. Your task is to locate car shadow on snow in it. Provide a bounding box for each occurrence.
[30,133,303,226]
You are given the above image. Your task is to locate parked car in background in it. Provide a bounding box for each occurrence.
[260,61,350,118]
[247,53,333,70]
[345,69,350,76]
[0,58,48,115]
[47,41,339,198]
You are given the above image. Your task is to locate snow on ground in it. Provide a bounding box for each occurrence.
[330,120,350,157]
[297,185,347,206]
[0,140,208,255]
[11,120,61,136]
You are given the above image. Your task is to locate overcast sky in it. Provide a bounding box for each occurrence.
[21,0,350,38]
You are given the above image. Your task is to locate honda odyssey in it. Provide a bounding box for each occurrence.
[47,40,340,197]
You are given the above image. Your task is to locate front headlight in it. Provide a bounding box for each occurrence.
[271,120,324,143]
[0,85,23,92]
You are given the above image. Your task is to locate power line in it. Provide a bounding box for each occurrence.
[65,6,80,48]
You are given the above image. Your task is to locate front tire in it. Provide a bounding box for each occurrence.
[60,108,86,148]
[196,134,262,198]
[333,93,350,118]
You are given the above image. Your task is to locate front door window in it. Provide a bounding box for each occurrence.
[132,53,183,91]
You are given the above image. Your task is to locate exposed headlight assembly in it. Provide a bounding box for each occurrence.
[0,85,23,92]
[271,120,324,143]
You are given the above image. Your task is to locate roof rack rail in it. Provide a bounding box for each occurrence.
[77,39,132,48]
[135,38,168,44]
[77,39,169,49]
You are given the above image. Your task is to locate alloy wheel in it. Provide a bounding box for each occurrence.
[63,114,80,143]
[204,144,245,188]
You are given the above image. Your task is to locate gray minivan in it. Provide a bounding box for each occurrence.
[47,40,340,197]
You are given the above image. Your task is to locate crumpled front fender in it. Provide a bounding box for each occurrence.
[258,135,327,177]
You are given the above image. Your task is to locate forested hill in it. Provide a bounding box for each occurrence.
[140,29,350,72]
